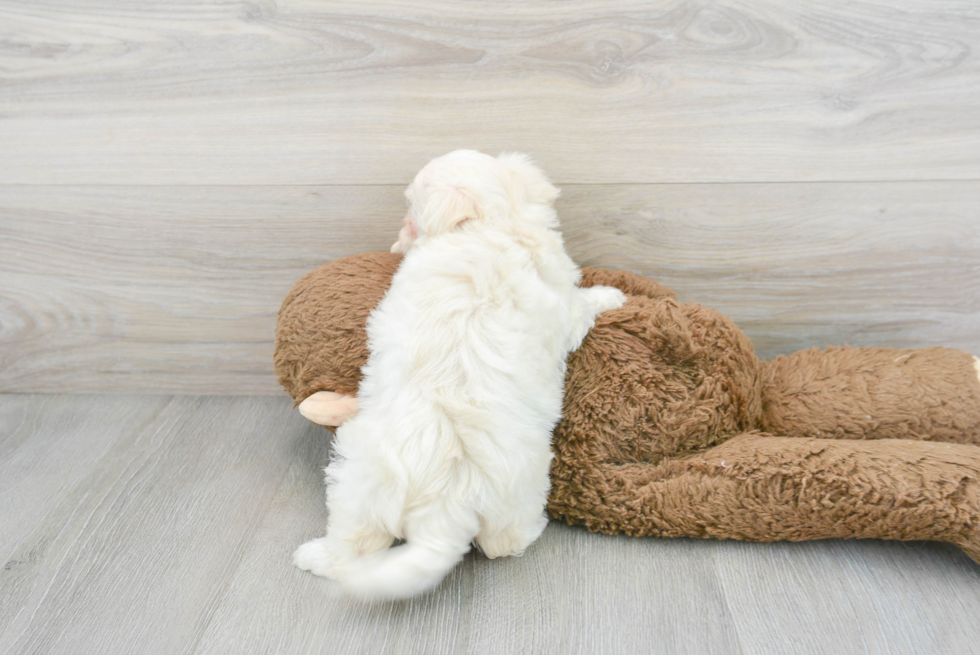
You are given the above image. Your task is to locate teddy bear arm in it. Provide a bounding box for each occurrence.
[297,391,359,426]
[548,431,980,564]
[760,346,980,444]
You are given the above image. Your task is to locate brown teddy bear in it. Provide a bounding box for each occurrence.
[275,251,980,565]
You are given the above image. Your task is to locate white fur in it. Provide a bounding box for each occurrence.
[974,356,980,384]
[293,150,625,599]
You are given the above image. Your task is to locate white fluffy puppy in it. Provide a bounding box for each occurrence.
[293,150,626,599]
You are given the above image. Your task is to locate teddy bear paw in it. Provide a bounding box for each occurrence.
[298,391,359,426]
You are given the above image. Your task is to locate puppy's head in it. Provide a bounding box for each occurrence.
[391,150,559,253]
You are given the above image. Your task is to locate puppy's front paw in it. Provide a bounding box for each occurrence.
[584,285,627,315]
[293,538,337,578]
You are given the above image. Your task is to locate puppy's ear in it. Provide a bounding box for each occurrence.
[497,152,559,206]
[419,184,479,237]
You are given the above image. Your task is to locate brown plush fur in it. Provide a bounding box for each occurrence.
[275,252,980,564]
[275,251,397,402]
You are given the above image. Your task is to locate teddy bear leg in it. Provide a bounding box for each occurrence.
[760,346,980,444]
[298,391,359,427]
[549,432,980,566]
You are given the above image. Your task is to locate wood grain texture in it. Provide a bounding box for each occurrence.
[1,1,979,184]
[3,394,979,655]
[0,395,170,558]
[564,182,980,359]
[713,539,980,655]
[0,395,301,655]
[0,185,402,394]
[2,182,977,394]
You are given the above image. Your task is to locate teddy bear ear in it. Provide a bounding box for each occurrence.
[418,183,480,237]
[497,152,560,206]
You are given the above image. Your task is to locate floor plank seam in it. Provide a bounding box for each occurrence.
[184,419,311,655]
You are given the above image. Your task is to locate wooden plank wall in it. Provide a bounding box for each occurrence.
[1,1,978,394]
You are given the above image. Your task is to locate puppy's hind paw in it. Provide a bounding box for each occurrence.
[293,538,337,578]
[476,514,548,559]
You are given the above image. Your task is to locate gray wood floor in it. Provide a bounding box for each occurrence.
[2,394,979,655]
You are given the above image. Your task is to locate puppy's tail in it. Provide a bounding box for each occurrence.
[338,541,467,600]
